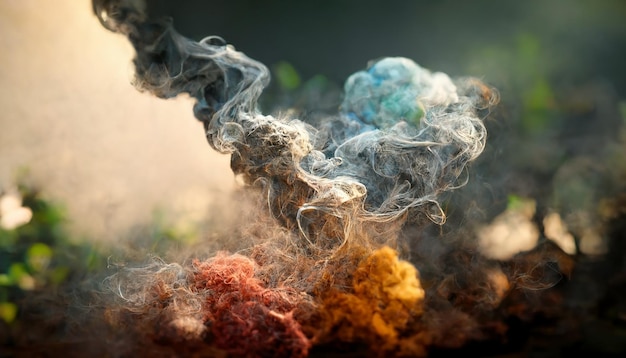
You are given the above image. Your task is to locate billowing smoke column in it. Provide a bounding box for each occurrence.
[92,0,514,356]
[94,0,493,244]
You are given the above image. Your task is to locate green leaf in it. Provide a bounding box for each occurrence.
[9,263,35,290]
[274,61,301,91]
[507,194,525,210]
[26,242,53,272]
[0,302,18,324]
[0,274,12,286]
[8,263,27,282]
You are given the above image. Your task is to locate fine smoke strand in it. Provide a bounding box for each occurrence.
[93,0,496,250]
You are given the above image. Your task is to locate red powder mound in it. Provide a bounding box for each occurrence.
[192,252,311,357]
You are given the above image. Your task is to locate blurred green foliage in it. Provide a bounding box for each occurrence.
[0,182,105,324]
[467,33,560,136]
[506,194,526,211]
[146,207,201,255]
[273,61,301,91]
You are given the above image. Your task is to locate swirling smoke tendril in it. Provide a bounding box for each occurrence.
[93,0,496,252]
[91,0,504,356]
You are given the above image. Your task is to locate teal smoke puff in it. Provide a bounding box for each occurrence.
[341,57,427,129]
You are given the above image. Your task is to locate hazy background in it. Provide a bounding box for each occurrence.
[148,0,626,94]
[1,0,625,244]
[0,0,235,242]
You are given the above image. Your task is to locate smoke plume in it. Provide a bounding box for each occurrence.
[93,0,493,244]
[84,1,583,357]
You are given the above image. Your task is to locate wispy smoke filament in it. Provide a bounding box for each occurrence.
[93,0,496,250]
